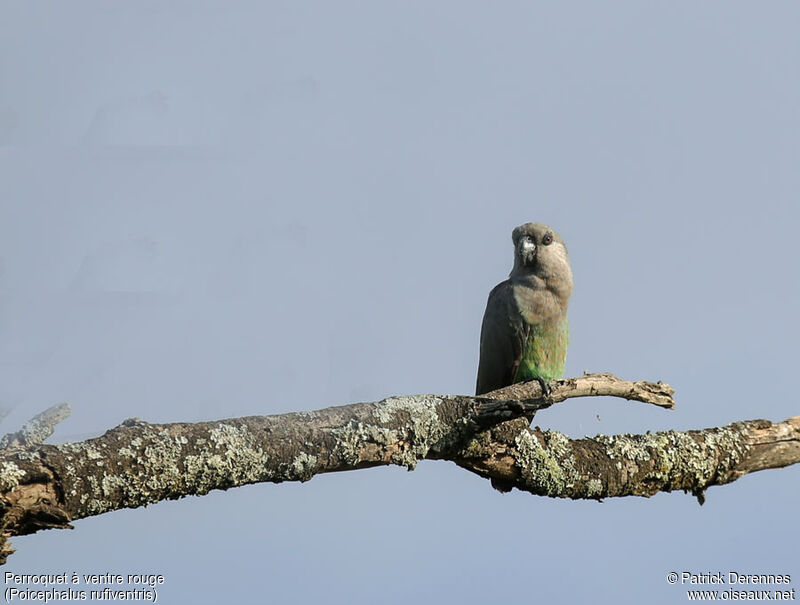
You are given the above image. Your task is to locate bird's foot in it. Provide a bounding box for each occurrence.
[535,376,554,405]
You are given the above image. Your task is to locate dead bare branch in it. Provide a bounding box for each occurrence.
[0,403,71,449]
[0,373,794,564]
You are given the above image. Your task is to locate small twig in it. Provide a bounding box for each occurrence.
[0,403,72,449]
[475,372,674,424]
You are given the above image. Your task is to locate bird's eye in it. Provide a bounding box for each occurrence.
[542,233,553,245]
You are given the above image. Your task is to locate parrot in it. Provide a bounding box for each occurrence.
[475,222,573,396]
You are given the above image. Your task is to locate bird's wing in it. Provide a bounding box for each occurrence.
[475,280,528,395]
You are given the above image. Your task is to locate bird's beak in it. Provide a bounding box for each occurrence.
[518,237,537,266]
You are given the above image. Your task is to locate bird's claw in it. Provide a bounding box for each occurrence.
[535,376,554,405]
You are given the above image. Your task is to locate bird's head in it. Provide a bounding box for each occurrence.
[511,222,572,285]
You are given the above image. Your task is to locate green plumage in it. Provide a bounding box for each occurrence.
[515,317,569,383]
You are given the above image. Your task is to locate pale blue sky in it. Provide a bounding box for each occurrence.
[1,2,798,603]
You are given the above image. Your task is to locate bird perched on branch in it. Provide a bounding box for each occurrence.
[476,222,573,396]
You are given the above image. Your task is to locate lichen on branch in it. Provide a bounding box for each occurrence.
[0,373,796,565]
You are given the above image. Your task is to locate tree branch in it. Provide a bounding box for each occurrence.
[0,403,71,449]
[474,372,674,425]
[0,373,796,564]
[452,415,800,501]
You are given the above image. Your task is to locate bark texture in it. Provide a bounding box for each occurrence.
[0,373,796,564]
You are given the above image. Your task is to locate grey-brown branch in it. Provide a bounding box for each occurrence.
[0,403,71,449]
[0,373,797,564]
